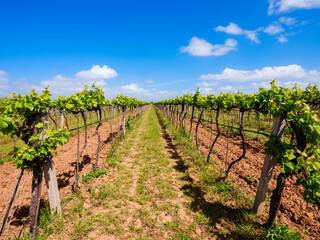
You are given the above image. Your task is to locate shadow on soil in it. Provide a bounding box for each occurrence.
[103,132,118,144]
[5,199,48,239]
[155,109,264,240]
[200,121,264,155]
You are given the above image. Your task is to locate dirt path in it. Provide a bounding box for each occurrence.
[42,106,213,239]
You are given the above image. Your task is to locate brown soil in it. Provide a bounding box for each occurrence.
[177,113,320,239]
[0,113,132,239]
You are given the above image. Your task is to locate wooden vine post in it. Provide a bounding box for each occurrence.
[122,106,126,134]
[95,108,102,170]
[74,113,80,192]
[109,106,113,139]
[195,108,203,150]
[188,105,195,139]
[177,105,181,127]
[118,107,121,141]
[210,113,213,146]
[42,111,62,215]
[253,114,286,215]
[182,105,188,130]
[43,160,61,214]
[134,105,137,121]
[225,120,230,169]
[60,108,64,129]
[179,104,184,129]
[256,114,261,140]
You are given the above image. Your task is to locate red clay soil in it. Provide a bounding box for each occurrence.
[0,113,131,239]
[179,114,320,240]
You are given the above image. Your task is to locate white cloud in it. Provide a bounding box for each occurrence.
[215,22,243,35]
[215,23,260,43]
[251,80,312,91]
[40,75,86,96]
[211,38,238,56]
[39,65,116,97]
[199,64,320,82]
[277,35,288,42]
[199,81,219,87]
[219,85,234,92]
[75,65,118,80]
[145,79,153,84]
[38,78,177,101]
[279,16,297,25]
[116,83,145,94]
[180,37,238,57]
[264,24,285,35]
[243,30,260,43]
[42,77,108,96]
[0,70,8,81]
[1,67,177,101]
[0,70,9,90]
[199,87,214,95]
[112,83,178,101]
[268,0,320,14]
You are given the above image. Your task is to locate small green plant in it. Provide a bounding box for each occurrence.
[267,221,301,240]
[214,181,233,193]
[82,169,107,183]
[247,176,255,183]
[39,204,60,236]
[176,232,191,240]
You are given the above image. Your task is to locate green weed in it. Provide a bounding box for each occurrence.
[81,169,107,183]
[267,221,301,240]
[214,181,234,193]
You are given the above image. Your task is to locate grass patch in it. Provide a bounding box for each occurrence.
[81,169,107,183]
[267,221,302,240]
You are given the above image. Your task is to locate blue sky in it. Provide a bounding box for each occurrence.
[0,0,320,101]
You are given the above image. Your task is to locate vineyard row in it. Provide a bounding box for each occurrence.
[155,80,320,228]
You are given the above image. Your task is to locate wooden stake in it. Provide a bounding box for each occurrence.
[122,107,126,134]
[257,114,261,141]
[253,115,286,215]
[118,108,121,141]
[210,113,213,146]
[43,156,61,214]
[225,120,230,169]
[60,108,64,129]
[109,107,113,140]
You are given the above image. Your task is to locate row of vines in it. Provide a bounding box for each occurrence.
[155,80,320,228]
[0,83,149,238]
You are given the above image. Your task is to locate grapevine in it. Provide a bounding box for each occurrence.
[156,80,320,227]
